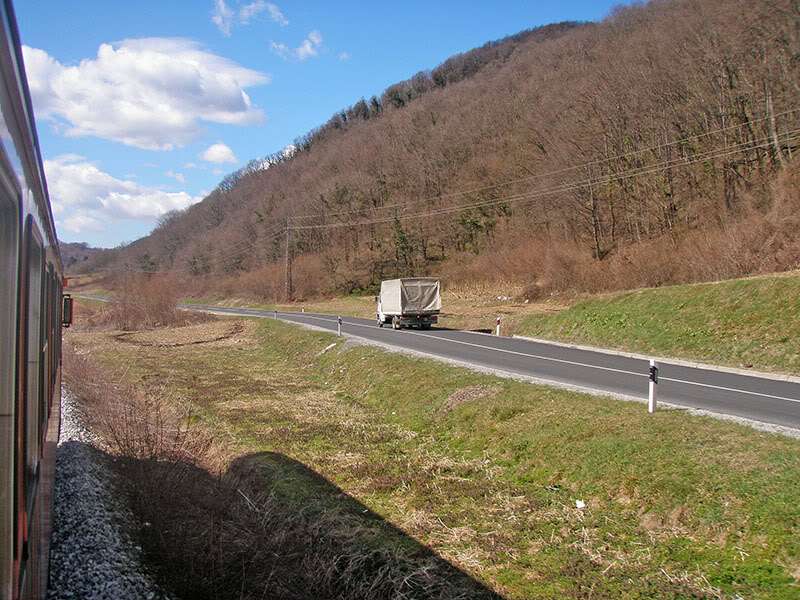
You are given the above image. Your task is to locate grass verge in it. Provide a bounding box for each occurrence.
[517,272,800,375]
[64,300,800,599]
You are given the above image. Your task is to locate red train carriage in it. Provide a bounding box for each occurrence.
[0,1,71,598]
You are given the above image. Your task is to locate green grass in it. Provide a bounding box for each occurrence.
[263,321,800,598]
[518,272,800,374]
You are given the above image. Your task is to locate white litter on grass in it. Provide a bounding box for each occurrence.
[317,342,337,356]
[576,500,586,509]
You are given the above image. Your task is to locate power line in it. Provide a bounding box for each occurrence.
[289,107,800,222]
[286,129,800,231]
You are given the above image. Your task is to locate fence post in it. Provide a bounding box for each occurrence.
[337,316,342,336]
[648,360,658,413]
[496,316,501,336]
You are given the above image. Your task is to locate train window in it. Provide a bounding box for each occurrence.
[23,216,44,507]
[0,168,20,600]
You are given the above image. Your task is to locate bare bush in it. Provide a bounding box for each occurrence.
[101,274,212,330]
[62,338,210,464]
[291,252,333,299]
[517,282,544,302]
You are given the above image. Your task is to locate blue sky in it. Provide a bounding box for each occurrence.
[16,1,629,248]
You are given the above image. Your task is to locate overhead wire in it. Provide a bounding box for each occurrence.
[287,128,800,231]
[289,107,800,222]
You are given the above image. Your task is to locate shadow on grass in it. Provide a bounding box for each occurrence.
[115,449,505,600]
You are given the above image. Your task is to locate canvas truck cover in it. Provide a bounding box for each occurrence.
[380,278,441,315]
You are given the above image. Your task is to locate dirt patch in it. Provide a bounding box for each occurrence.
[441,385,501,412]
[112,320,254,348]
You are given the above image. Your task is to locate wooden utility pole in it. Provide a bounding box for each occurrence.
[767,88,788,170]
[285,217,293,301]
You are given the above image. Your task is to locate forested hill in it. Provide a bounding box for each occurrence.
[60,242,104,271]
[82,0,800,301]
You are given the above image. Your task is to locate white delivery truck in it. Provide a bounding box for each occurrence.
[376,277,441,330]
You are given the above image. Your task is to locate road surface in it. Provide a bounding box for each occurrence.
[180,304,800,432]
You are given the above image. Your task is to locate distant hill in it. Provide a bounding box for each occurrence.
[59,242,106,273]
[93,0,800,302]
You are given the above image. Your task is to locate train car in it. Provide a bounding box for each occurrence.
[0,1,71,599]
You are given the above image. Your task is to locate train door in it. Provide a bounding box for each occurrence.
[13,215,45,599]
[0,159,20,600]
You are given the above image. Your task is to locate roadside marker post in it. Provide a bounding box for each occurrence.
[302,305,305,313]
[338,316,342,336]
[648,360,658,412]
[496,316,501,336]
[274,309,278,319]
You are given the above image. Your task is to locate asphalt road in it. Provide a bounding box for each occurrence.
[181,304,800,431]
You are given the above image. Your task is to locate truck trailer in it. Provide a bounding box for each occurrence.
[376,277,441,330]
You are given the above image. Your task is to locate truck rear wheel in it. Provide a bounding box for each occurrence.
[377,316,383,327]
[392,316,399,330]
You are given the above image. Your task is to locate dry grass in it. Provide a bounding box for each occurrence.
[62,304,502,600]
[441,385,501,412]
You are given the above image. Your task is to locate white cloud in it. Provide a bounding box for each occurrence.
[59,214,105,234]
[270,30,323,61]
[269,41,290,60]
[166,170,186,183]
[45,155,203,231]
[239,1,263,24]
[297,31,323,60]
[183,162,201,169]
[265,3,289,26]
[240,2,288,26]
[212,0,234,36]
[23,39,269,151]
[199,142,238,164]
[216,1,288,34]
[338,51,352,61]
[295,39,318,60]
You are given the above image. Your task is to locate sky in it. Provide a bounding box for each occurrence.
[15,1,630,248]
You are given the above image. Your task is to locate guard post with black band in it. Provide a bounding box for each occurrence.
[649,359,659,413]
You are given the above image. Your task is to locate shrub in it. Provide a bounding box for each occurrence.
[102,274,211,330]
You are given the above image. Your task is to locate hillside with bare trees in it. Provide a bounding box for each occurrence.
[78,0,800,301]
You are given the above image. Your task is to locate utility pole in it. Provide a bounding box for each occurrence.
[766,88,788,169]
[285,217,293,301]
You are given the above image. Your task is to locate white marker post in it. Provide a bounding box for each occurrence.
[337,316,342,336]
[274,309,278,319]
[648,360,658,413]
[496,316,501,336]
[302,305,305,313]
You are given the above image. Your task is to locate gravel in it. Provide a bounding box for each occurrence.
[48,388,171,600]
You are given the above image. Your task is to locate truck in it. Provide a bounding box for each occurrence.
[376,277,441,330]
